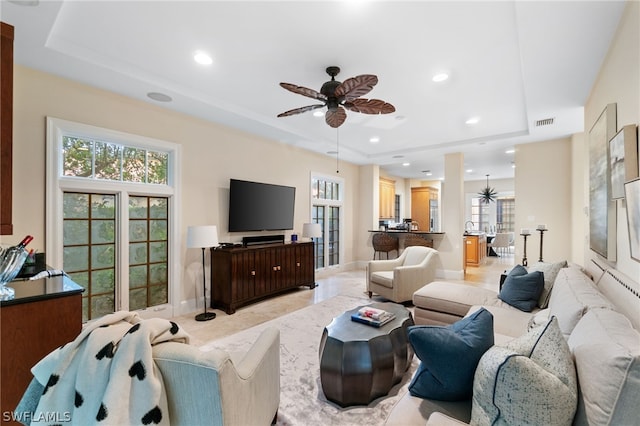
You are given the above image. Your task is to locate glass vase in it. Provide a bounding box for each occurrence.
[0,246,28,300]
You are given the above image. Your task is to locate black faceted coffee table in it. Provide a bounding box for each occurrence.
[318,302,414,407]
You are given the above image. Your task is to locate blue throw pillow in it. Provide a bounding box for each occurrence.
[499,265,544,312]
[407,308,494,401]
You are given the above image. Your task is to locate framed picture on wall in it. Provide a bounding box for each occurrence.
[609,124,639,199]
[589,103,617,261]
[624,177,640,262]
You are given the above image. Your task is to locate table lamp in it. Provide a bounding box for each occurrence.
[187,225,219,321]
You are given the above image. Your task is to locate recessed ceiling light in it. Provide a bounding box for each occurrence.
[432,73,449,82]
[505,149,515,154]
[466,169,473,173]
[402,162,410,167]
[313,110,324,117]
[465,117,480,125]
[369,136,380,143]
[392,155,404,159]
[193,51,213,65]
[147,92,172,102]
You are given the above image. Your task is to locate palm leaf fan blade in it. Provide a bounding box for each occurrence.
[325,107,347,128]
[334,74,378,100]
[277,104,325,117]
[344,98,395,114]
[279,83,327,101]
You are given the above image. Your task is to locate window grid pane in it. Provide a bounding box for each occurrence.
[497,197,516,232]
[312,205,325,269]
[62,136,168,184]
[63,192,116,322]
[129,196,169,309]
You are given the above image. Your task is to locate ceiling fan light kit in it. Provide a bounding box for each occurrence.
[278,66,395,128]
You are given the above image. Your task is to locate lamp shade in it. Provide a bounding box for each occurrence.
[186,225,219,248]
[302,223,322,238]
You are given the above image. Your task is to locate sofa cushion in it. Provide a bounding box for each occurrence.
[547,267,614,337]
[498,265,544,312]
[567,308,640,425]
[471,317,577,426]
[466,305,533,340]
[528,260,567,308]
[408,308,494,401]
[413,282,508,318]
[370,271,394,288]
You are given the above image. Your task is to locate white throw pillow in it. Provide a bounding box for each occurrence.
[470,317,577,426]
[528,260,567,308]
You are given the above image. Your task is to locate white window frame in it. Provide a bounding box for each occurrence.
[45,117,181,319]
[310,172,345,269]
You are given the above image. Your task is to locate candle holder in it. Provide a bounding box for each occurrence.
[537,228,548,262]
[520,233,530,266]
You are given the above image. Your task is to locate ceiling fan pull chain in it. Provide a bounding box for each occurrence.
[336,128,340,174]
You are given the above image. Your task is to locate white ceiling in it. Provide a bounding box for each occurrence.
[1,0,626,181]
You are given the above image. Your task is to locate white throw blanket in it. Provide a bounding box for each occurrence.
[30,311,190,425]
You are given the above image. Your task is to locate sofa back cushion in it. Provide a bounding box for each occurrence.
[403,246,431,266]
[595,268,640,330]
[547,267,614,338]
[528,260,567,308]
[471,317,577,426]
[567,308,640,426]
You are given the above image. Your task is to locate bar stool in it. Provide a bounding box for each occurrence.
[403,234,433,249]
[372,233,399,259]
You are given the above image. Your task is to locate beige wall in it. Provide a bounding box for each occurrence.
[583,0,639,280]
[515,138,573,263]
[4,1,637,312]
[6,65,360,307]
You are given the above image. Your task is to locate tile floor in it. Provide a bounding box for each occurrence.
[174,252,515,346]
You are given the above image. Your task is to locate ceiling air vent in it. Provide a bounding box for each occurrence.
[535,117,555,127]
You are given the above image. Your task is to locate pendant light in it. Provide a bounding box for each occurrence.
[478,174,497,204]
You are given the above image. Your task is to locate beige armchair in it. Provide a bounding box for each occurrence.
[16,327,281,426]
[154,327,280,425]
[367,246,438,303]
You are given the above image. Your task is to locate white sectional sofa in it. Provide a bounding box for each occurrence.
[385,259,640,425]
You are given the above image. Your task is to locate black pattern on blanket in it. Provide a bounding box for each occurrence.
[30,311,190,425]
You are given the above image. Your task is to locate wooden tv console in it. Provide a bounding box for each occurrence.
[210,241,315,314]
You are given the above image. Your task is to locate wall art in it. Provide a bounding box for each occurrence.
[589,103,617,260]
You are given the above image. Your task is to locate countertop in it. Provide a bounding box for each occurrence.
[0,274,84,306]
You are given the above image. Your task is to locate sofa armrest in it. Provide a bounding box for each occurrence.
[153,327,280,426]
[368,257,405,273]
[218,327,280,426]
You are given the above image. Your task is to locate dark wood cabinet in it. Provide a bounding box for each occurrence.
[1,22,14,235]
[0,276,84,423]
[211,242,315,314]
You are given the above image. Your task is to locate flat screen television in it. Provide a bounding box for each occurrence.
[228,179,296,232]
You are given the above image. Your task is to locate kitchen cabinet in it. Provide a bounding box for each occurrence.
[1,22,14,235]
[379,178,395,219]
[411,187,438,231]
[465,233,486,266]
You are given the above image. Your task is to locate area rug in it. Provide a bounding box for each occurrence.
[199,294,419,426]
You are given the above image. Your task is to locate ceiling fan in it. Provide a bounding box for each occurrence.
[277,66,395,128]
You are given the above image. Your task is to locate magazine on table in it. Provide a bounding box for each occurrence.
[351,307,396,327]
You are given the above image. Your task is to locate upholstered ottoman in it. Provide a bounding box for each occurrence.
[412,281,513,326]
